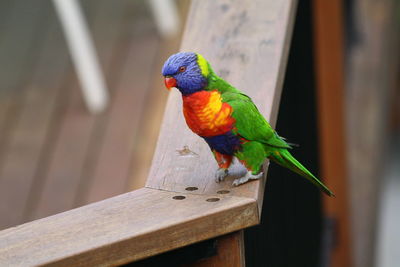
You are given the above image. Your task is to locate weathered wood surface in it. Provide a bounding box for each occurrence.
[147,0,296,213]
[312,0,352,266]
[0,188,258,266]
[129,0,191,190]
[30,0,121,219]
[184,231,246,267]
[0,0,166,227]
[0,0,296,265]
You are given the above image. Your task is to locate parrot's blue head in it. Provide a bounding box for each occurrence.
[162,52,209,95]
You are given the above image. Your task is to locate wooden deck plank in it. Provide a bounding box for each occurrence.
[85,33,159,203]
[146,0,296,211]
[80,1,160,204]
[0,0,296,265]
[30,78,93,220]
[0,188,258,266]
[0,1,59,230]
[31,0,129,220]
[76,0,159,205]
[20,11,71,222]
[184,232,246,267]
[128,0,190,190]
[0,0,44,161]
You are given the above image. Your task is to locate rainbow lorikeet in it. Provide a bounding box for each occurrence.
[162,52,334,196]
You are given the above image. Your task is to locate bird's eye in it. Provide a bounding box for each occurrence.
[179,66,186,73]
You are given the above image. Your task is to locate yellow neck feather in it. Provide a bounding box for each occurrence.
[196,53,209,77]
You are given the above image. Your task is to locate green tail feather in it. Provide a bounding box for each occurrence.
[270,149,335,197]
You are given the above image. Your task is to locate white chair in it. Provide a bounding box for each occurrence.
[52,0,179,114]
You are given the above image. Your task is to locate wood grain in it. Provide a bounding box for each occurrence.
[185,231,245,267]
[0,188,258,266]
[147,0,297,214]
[129,0,190,190]
[0,0,296,265]
[85,33,159,203]
[31,0,161,219]
[79,0,160,205]
[31,0,128,219]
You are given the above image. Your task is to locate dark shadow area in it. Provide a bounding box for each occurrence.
[124,238,217,267]
[244,0,324,266]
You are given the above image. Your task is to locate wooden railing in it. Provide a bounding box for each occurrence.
[0,0,297,266]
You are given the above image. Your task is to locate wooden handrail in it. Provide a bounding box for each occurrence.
[0,0,296,266]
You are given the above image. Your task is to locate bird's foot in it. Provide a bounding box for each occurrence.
[215,168,229,183]
[232,171,263,186]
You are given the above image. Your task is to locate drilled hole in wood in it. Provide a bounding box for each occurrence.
[206,198,220,202]
[172,195,186,200]
[185,187,198,191]
[217,190,230,194]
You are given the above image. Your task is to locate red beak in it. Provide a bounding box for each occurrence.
[164,77,177,90]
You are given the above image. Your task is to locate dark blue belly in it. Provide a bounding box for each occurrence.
[202,131,241,155]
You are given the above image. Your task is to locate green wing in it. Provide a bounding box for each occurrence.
[221,91,291,149]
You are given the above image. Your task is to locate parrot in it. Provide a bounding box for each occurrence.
[161,52,334,197]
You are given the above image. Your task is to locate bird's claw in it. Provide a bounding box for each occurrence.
[233,171,263,186]
[215,168,229,183]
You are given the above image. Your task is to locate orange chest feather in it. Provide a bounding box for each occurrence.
[182,90,235,137]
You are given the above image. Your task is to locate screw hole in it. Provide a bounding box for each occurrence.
[206,198,220,202]
[185,186,198,191]
[173,195,186,200]
[217,190,230,194]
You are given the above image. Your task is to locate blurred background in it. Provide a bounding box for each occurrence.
[0,0,187,226]
[0,1,398,267]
